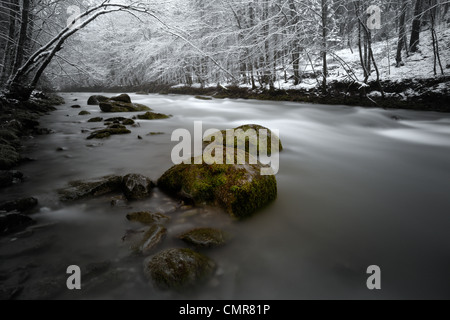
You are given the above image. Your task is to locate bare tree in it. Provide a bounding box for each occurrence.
[396,0,409,67]
[410,0,424,52]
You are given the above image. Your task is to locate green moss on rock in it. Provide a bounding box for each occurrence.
[143,248,216,290]
[137,112,171,120]
[99,101,151,113]
[158,149,277,219]
[195,96,213,101]
[87,125,131,140]
[58,175,122,201]
[79,111,91,116]
[179,228,228,248]
[204,124,283,156]
[88,117,103,123]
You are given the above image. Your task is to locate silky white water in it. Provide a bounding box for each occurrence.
[1,92,449,299]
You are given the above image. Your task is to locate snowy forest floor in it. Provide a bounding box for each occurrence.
[63,27,450,113]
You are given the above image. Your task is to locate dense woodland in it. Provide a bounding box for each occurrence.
[0,0,448,99]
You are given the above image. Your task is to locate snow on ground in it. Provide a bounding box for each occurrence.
[172,26,449,91]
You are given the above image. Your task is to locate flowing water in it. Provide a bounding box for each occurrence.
[1,92,450,300]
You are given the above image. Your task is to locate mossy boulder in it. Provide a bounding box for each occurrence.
[204,124,283,156]
[87,95,109,105]
[121,174,155,200]
[58,175,122,202]
[99,101,151,113]
[0,144,20,170]
[158,149,277,219]
[88,117,103,123]
[179,228,228,248]
[79,111,91,116]
[126,211,170,225]
[110,94,132,104]
[86,124,131,140]
[137,112,171,120]
[143,248,216,290]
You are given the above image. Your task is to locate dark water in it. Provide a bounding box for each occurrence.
[1,92,450,299]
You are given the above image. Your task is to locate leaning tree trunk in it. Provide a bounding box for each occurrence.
[410,0,424,53]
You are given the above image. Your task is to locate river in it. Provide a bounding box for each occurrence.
[1,92,450,300]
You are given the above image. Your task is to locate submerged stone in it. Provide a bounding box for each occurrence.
[143,248,216,290]
[99,101,151,113]
[122,225,167,255]
[126,211,170,225]
[137,112,171,120]
[0,197,38,213]
[86,125,131,140]
[0,214,36,236]
[179,228,228,248]
[58,175,122,202]
[88,117,103,123]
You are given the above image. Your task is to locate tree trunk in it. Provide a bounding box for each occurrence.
[12,0,31,75]
[396,0,408,67]
[410,0,424,52]
[0,0,19,84]
[289,0,301,85]
[321,0,328,93]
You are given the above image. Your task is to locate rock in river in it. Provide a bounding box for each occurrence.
[0,213,36,236]
[99,101,151,113]
[88,117,103,123]
[137,112,171,120]
[87,95,109,105]
[110,94,132,104]
[143,248,216,290]
[123,225,167,255]
[157,148,277,219]
[179,228,228,248]
[204,124,283,156]
[0,197,38,213]
[58,175,122,202]
[126,211,170,225]
[121,174,155,200]
[86,124,131,140]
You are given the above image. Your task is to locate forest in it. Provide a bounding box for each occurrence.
[0,0,449,101]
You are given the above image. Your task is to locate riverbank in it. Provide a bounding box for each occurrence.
[62,76,450,113]
[0,92,64,189]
